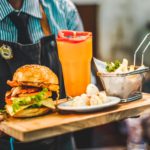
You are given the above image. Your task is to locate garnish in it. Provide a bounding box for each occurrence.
[12,88,49,113]
[106,60,121,72]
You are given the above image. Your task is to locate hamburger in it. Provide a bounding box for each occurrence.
[5,65,59,118]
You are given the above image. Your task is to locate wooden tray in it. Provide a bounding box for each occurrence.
[0,93,150,142]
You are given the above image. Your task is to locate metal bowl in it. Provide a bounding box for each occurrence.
[97,67,150,102]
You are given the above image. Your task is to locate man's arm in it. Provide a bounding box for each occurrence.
[63,0,84,31]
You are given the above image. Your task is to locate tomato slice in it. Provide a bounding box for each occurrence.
[5,97,12,105]
[19,88,39,94]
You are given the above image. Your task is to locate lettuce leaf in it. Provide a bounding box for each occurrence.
[7,98,55,116]
[6,104,33,116]
[12,88,49,113]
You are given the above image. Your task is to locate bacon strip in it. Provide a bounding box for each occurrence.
[7,80,19,87]
[7,80,59,92]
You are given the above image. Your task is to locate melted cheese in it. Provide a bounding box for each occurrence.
[6,104,33,116]
[41,99,55,110]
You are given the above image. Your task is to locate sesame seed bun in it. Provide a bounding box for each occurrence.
[13,65,58,85]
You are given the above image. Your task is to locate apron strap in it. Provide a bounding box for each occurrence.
[10,137,14,150]
[39,3,52,36]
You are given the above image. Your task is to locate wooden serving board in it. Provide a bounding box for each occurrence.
[0,93,150,142]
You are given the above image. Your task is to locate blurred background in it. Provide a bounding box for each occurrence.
[73,0,150,66]
[71,0,150,149]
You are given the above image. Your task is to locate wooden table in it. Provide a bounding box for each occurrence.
[0,93,150,142]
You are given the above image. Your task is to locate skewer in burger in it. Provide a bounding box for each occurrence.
[5,65,59,118]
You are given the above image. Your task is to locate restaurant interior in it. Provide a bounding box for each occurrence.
[0,0,150,150]
[72,0,150,149]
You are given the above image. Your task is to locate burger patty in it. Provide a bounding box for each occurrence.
[18,90,52,98]
[7,80,59,92]
[6,86,41,97]
[5,87,52,105]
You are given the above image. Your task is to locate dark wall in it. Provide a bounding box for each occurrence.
[76,5,99,57]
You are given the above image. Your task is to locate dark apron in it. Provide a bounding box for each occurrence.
[0,134,74,150]
[0,35,66,108]
[0,35,75,150]
[0,35,73,150]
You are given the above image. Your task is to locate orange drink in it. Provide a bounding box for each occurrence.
[57,30,92,97]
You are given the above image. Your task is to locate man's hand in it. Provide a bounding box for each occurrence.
[0,115,4,137]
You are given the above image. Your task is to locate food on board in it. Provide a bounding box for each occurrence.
[69,84,106,107]
[106,58,134,73]
[105,58,147,74]
[5,65,59,118]
[106,60,121,72]
[95,58,147,99]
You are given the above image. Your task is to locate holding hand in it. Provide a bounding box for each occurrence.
[0,114,4,137]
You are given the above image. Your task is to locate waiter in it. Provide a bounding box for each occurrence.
[0,0,83,150]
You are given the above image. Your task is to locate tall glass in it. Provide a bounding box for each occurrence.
[57,30,93,97]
